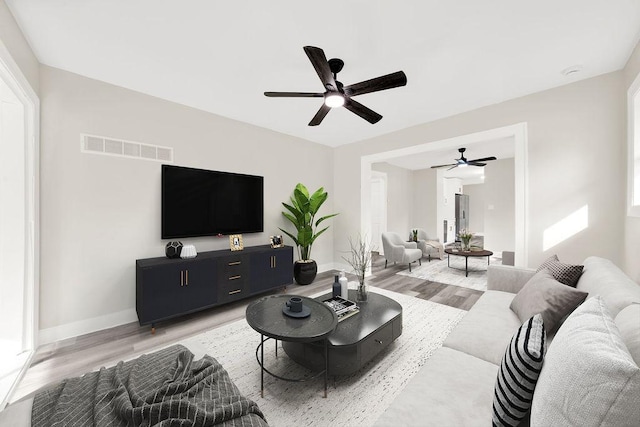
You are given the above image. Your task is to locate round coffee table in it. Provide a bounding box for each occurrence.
[245,294,338,397]
[444,248,494,277]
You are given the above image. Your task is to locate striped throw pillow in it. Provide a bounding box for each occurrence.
[493,314,546,427]
[536,255,583,287]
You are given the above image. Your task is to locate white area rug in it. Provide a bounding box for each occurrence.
[396,256,502,291]
[180,287,466,427]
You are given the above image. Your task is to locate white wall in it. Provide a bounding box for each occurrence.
[371,162,413,239]
[334,71,626,270]
[624,39,640,282]
[411,168,438,239]
[482,158,515,254]
[0,0,38,93]
[38,66,335,342]
[465,183,485,233]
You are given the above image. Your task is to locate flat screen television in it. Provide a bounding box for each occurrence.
[161,165,264,239]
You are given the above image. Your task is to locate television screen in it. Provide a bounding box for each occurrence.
[162,165,264,239]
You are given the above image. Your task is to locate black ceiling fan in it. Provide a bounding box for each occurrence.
[430,148,497,170]
[264,46,407,126]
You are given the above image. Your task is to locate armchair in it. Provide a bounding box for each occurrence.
[381,232,423,272]
[413,228,444,261]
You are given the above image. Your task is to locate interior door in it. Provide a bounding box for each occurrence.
[370,172,387,254]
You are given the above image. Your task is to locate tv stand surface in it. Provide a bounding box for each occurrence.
[136,244,293,331]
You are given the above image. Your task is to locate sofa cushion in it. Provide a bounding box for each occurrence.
[615,303,640,366]
[509,269,588,333]
[530,297,640,427]
[374,347,498,427]
[443,290,522,365]
[536,254,583,287]
[578,256,640,317]
[493,314,546,427]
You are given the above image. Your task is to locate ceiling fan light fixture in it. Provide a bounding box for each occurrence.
[324,93,345,108]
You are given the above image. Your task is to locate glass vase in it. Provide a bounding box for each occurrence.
[357,281,368,302]
[462,239,471,251]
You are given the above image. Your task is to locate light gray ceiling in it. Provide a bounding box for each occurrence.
[7,1,640,147]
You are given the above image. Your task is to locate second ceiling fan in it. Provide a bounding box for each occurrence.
[431,148,497,170]
[264,46,407,126]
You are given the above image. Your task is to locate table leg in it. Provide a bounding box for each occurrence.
[447,254,450,267]
[465,257,469,277]
[261,334,264,398]
[275,339,278,358]
[488,256,490,265]
[324,339,328,398]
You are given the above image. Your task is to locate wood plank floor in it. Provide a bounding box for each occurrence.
[9,254,483,405]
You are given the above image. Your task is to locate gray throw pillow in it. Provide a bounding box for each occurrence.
[536,254,583,287]
[493,314,546,427]
[510,269,588,333]
[530,297,640,427]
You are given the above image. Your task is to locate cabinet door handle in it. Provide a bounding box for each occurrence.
[229,289,241,295]
[185,269,188,286]
[229,275,241,280]
[229,261,241,266]
[180,270,184,287]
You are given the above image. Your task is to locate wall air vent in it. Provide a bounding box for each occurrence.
[80,133,173,163]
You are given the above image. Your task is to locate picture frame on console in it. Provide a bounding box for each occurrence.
[230,234,243,251]
[270,235,283,248]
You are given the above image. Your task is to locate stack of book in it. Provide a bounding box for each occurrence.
[322,296,360,322]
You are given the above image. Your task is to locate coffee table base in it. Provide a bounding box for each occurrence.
[256,334,329,398]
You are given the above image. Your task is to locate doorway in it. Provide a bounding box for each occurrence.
[0,45,39,409]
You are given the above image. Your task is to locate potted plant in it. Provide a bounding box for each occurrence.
[458,229,474,251]
[342,235,376,301]
[280,183,338,285]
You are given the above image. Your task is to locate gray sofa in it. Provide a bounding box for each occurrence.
[376,256,640,426]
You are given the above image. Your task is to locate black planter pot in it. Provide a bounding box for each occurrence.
[293,260,317,285]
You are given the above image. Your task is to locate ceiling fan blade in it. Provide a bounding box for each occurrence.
[430,163,457,169]
[446,165,458,171]
[468,156,497,163]
[304,46,337,91]
[309,104,331,126]
[468,162,487,167]
[343,71,407,97]
[344,98,383,124]
[264,92,324,98]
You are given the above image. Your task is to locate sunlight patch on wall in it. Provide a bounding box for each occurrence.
[543,205,589,251]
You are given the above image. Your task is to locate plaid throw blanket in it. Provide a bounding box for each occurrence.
[32,345,268,427]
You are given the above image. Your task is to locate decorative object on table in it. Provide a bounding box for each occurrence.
[280,183,338,285]
[342,234,376,302]
[411,229,418,242]
[339,270,349,299]
[179,244,197,259]
[322,295,359,322]
[164,241,183,259]
[269,235,283,248]
[458,229,474,251]
[332,275,341,298]
[229,234,243,251]
[282,296,311,318]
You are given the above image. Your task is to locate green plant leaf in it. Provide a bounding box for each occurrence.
[295,183,309,199]
[282,202,303,224]
[316,213,339,227]
[309,226,329,244]
[279,228,299,246]
[309,188,327,214]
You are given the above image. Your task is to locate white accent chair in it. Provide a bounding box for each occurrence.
[381,232,423,272]
[413,228,444,261]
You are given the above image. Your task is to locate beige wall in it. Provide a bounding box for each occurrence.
[482,158,515,254]
[465,183,485,235]
[624,40,640,282]
[0,0,38,93]
[334,71,626,270]
[39,66,334,341]
[411,168,438,239]
[372,162,413,239]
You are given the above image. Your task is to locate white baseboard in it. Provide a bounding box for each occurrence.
[38,308,137,345]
